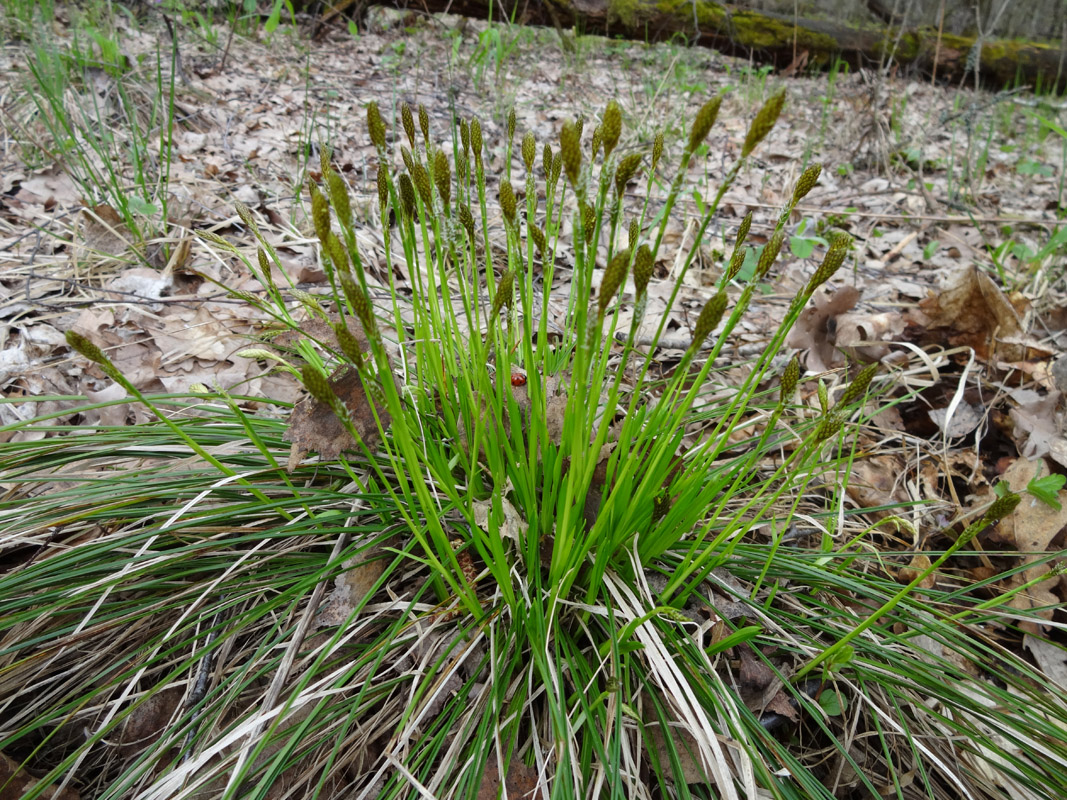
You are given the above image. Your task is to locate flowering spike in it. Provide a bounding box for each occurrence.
[688,96,723,153]
[367,102,387,151]
[561,121,582,189]
[598,247,631,316]
[602,100,622,159]
[614,152,643,197]
[742,89,786,158]
[401,104,416,149]
[792,163,822,204]
[688,292,728,354]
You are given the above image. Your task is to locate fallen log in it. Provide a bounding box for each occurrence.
[321,0,1067,92]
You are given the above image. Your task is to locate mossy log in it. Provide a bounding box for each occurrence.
[325,0,1066,91]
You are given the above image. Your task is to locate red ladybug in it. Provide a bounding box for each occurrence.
[511,373,527,386]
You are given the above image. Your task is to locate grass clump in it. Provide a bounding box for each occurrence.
[3,86,1066,800]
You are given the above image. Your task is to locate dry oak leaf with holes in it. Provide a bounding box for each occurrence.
[785,285,861,372]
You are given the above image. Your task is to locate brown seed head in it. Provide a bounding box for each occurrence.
[401,147,414,175]
[401,104,416,149]
[560,121,582,189]
[434,150,451,206]
[598,247,631,316]
[507,107,516,144]
[367,101,387,151]
[742,89,786,158]
[688,96,723,153]
[602,100,622,159]
[689,291,728,354]
[522,132,535,172]
[792,163,822,204]
[651,132,664,172]
[614,152,643,197]
[628,218,639,251]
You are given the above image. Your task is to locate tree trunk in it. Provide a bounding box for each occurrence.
[329,0,1067,91]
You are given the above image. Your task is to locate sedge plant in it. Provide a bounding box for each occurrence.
[3,90,1067,800]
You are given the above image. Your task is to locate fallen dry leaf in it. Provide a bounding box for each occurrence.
[785,285,861,372]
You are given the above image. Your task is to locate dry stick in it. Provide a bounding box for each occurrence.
[218,13,238,73]
[932,0,946,86]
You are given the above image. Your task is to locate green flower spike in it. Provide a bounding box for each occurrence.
[491,270,514,318]
[309,180,331,244]
[434,150,451,207]
[401,104,416,149]
[459,204,476,242]
[376,168,388,217]
[838,363,879,407]
[499,181,517,225]
[688,96,723,153]
[755,230,785,280]
[688,292,728,355]
[806,234,851,293]
[418,104,430,145]
[614,152,643,198]
[561,121,582,189]
[367,101,387,151]
[651,132,664,173]
[522,132,536,172]
[599,247,631,316]
[411,163,433,208]
[602,100,622,160]
[792,163,822,204]
[780,356,800,405]
[741,89,786,158]
[634,244,654,297]
[327,171,353,232]
[398,174,417,220]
